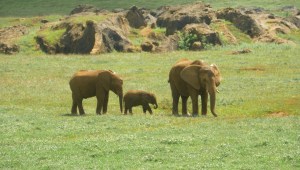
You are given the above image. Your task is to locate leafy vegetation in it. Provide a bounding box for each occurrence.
[178,32,198,50]
[0,44,299,169]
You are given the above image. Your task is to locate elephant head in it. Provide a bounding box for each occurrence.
[98,71,123,113]
[144,93,158,109]
[180,64,221,117]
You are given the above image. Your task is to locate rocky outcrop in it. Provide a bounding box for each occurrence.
[36,15,134,54]
[141,41,154,52]
[216,8,264,37]
[217,7,299,44]
[0,25,27,54]
[125,6,147,28]
[157,2,216,35]
[183,23,222,46]
[70,4,105,15]
[0,43,19,54]
[59,21,96,54]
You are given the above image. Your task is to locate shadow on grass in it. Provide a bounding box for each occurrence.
[61,113,85,117]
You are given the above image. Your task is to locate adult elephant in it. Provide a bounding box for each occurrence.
[69,70,123,115]
[168,59,221,117]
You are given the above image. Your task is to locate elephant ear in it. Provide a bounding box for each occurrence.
[180,65,201,90]
[97,71,111,91]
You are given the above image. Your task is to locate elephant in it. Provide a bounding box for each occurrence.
[123,90,158,115]
[69,70,123,115]
[168,58,221,117]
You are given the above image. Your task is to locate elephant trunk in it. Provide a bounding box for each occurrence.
[119,94,123,113]
[209,89,217,117]
[154,103,158,109]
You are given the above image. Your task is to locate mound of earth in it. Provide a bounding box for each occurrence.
[217,7,298,44]
[3,2,299,55]
[70,4,108,15]
[36,14,135,54]
[157,2,216,35]
[0,25,27,54]
[183,23,222,48]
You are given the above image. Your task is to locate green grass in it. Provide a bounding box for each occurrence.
[65,13,110,25]
[0,0,299,17]
[0,44,299,169]
[37,27,66,46]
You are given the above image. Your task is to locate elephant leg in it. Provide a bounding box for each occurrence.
[77,98,85,115]
[71,93,78,114]
[171,91,180,116]
[71,101,77,114]
[129,107,133,114]
[200,90,208,116]
[181,96,188,116]
[142,105,147,114]
[124,105,128,115]
[190,93,199,117]
[103,91,109,114]
[96,96,104,115]
[145,104,152,114]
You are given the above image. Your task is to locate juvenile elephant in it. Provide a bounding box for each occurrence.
[168,59,221,117]
[124,90,158,114]
[69,70,123,115]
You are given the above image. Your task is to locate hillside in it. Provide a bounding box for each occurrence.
[0,0,300,16]
[0,2,300,55]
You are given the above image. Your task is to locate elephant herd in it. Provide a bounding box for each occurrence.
[69,58,221,117]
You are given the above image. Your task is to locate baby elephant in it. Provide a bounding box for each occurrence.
[124,90,158,114]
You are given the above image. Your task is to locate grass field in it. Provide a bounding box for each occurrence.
[0,43,300,169]
[1,0,300,169]
[0,0,300,16]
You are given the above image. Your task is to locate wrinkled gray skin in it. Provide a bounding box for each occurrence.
[69,70,123,115]
[124,90,158,114]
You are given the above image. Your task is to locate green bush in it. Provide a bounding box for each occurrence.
[178,32,198,50]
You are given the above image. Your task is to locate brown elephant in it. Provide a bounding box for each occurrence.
[168,59,221,117]
[69,70,123,115]
[124,90,158,115]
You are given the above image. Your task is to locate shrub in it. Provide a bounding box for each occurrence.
[178,32,198,50]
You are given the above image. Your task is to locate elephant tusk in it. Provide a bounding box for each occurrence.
[216,89,220,93]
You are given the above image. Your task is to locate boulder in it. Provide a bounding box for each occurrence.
[0,43,19,54]
[216,8,264,37]
[125,6,147,28]
[141,41,154,52]
[287,14,300,28]
[183,23,222,46]
[191,41,203,51]
[217,7,299,44]
[153,34,180,52]
[36,14,134,54]
[59,21,96,54]
[156,2,216,35]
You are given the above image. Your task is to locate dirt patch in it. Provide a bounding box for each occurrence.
[0,25,27,54]
[140,27,152,37]
[231,48,251,54]
[267,112,289,117]
[239,66,265,71]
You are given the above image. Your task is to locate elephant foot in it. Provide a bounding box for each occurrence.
[212,113,218,117]
[182,113,190,117]
[173,113,180,117]
[192,113,199,117]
